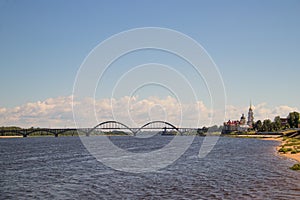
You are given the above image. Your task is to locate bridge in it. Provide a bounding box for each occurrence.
[0,128,79,138]
[0,121,200,137]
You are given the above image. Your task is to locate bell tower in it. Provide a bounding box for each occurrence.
[247,101,254,127]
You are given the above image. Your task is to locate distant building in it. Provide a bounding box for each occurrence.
[223,104,254,133]
[279,117,300,128]
[223,119,240,132]
[247,103,254,127]
[240,113,246,125]
[280,118,288,127]
[223,114,249,133]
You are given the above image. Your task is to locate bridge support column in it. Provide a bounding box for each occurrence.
[54,130,58,137]
[23,130,28,137]
[86,132,90,137]
[163,127,167,135]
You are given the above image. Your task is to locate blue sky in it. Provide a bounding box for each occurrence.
[0,0,299,127]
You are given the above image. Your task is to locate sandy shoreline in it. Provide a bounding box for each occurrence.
[0,136,23,139]
[262,137,300,162]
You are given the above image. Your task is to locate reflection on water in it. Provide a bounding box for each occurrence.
[0,136,299,199]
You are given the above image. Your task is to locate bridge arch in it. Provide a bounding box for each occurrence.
[137,120,182,135]
[88,120,135,135]
[7,128,78,137]
[1,129,25,136]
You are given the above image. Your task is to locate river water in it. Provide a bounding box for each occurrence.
[0,136,299,199]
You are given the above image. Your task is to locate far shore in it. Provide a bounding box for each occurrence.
[0,135,23,139]
[226,134,281,138]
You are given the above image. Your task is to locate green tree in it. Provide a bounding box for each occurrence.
[208,125,219,132]
[273,116,282,131]
[254,120,263,132]
[284,123,290,130]
[262,119,272,132]
[197,128,204,135]
[287,111,300,128]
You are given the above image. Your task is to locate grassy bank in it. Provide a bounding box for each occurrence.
[261,136,300,170]
[225,134,300,171]
[277,137,300,170]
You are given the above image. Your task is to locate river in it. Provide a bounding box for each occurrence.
[0,136,299,199]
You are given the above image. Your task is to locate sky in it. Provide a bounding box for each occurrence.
[0,0,299,128]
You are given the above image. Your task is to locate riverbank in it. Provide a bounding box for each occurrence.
[262,137,300,163]
[225,134,281,139]
[225,134,300,163]
[0,136,23,139]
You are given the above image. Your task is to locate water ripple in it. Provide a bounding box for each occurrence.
[0,137,299,199]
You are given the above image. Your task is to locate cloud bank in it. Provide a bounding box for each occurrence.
[0,96,298,128]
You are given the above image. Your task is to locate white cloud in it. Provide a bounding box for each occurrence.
[0,96,74,128]
[0,96,299,128]
[225,103,299,122]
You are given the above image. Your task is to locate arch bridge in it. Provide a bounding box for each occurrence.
[0,121,188,137]
[86,120,182,136]
[0,128,78,137]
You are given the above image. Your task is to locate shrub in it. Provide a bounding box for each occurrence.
[291,150,297,154]
[290,163,300,170]
[283,142,300,147]
[278,148,289,153]
[290,138,300,143]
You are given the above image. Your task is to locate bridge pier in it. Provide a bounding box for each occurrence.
[52,129,60,137]
[23,130,28,137]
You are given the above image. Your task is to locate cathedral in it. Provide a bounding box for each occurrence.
[223,103,254,133]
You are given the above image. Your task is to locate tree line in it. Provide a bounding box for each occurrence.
[253,111,300,132]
